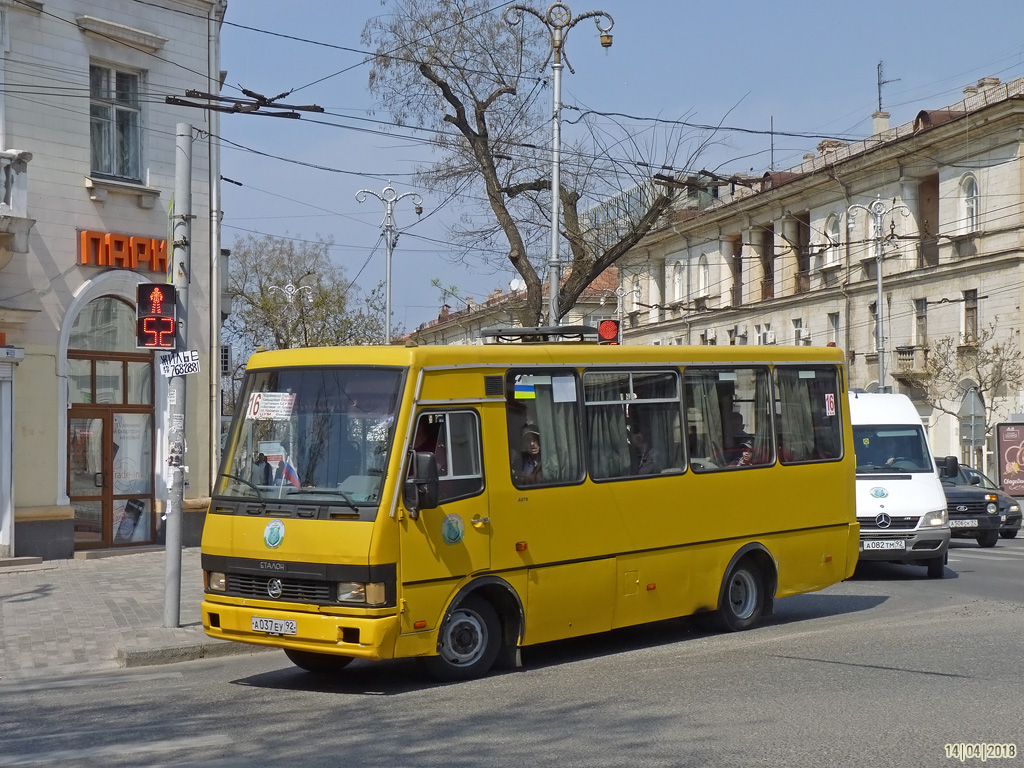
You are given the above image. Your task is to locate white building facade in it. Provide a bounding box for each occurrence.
[618,77,1024,476]
[0,0,227,558]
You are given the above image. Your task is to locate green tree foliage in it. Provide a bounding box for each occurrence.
[222,233,393,382]
[363,0,706,325]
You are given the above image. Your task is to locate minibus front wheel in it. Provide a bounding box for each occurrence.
[421,595,501,681]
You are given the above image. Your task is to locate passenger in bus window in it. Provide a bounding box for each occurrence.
[518,424,543,484]
[733,441,755,466]
[629,425,662,475]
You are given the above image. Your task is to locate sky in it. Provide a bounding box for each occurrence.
[217,1,1024,333]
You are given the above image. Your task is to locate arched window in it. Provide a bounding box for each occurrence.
[631,277,641,312]
[698,255,710,297]
[962,175,979,232]
[673,261,684,302]
[825,214,841,266]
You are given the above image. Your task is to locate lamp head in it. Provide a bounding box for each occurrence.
[600,32,612,48]
[415,204,423,216]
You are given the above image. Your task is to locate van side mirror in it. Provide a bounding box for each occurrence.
[941,455,959,478]
[403,451,439,518]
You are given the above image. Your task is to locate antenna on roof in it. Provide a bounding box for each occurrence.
[877,60,900,112]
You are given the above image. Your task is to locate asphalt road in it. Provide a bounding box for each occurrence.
[2,538,1022,768]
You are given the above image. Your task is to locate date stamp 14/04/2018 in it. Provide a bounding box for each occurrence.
[945,743,1017,762]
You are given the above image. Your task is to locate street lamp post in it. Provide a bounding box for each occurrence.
[847,196,910,392]
[613,282,638,345]
[356,182,422,344]
[505,2,614,327]
[268,277,313,348]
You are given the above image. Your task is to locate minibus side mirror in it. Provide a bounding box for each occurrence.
[941,455,959,478]
[403,451,439,518]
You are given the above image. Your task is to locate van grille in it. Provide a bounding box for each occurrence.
[227,573,332,602]
[947,500,987,516]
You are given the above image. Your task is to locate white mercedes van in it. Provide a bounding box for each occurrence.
[848,392,952,578]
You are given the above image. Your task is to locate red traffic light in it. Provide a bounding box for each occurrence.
[136,283,178,349]
[597,319,620,344]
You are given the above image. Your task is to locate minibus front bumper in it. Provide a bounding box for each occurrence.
[857,523,950,563]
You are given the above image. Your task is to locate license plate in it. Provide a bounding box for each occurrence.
[949,519,979,528]
[862,539,906,550]
[251,616,297,635]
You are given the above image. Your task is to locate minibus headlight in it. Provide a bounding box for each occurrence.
[922,508,947,527]
[987,502,998,514]
[337,581,386,606]
[207,571,227,592]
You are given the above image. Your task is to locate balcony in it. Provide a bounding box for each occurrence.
[892,345,929,385]
[0,149,35,270]
[917,236,939,268]
[760,279,774,301]
[795,270,810,294]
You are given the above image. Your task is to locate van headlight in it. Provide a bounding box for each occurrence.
[336,581,386,606]
[921,508,948,527]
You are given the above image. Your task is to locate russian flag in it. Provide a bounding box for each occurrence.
[282,459,300,488]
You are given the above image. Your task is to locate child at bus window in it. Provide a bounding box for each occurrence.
[518,424,543,484]
[732,441,755,466]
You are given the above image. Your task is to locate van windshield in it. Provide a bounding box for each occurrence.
[216,367,404,505]
[851,425,933,473]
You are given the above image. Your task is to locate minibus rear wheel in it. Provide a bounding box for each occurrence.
[421,595,501,681]
[717,559,765,631]
[284,648,354,675]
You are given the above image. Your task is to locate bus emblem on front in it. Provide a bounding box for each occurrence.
[264,519,285,549]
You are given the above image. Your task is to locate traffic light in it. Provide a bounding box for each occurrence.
[136,283,178,349]
[597,319,620,345]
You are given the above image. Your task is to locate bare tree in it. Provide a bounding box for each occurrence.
[917,325,1024,432]
[222,233,391,407]
[363,0,715,325]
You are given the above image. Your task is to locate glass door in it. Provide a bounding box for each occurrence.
[69,411,108,546]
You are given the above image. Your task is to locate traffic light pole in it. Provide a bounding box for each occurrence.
[165,123,192,628]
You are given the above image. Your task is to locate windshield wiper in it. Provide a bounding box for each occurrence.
[286,487,359,512]
[221,473,266,510]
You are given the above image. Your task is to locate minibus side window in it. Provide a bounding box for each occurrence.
[583,369,685,480]
[685,367,774,472]
[774,366,843,464]
[411,410,483,503]
[506,371,584,488]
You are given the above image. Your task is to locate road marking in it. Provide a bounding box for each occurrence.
[0,734,233,766]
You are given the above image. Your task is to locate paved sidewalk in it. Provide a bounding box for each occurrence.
[0,547,271,681]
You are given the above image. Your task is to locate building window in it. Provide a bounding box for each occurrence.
[792,319,808,346]
[964,289,978,342]
[631,277,641,312]
[962,175,979,233]
[90,64,142,181]
[827,313,840,346]
[914,299,928,346]
[698,255,710,297]
[825,214,841,266]
[673,261,684,302]
[869,302,878,352]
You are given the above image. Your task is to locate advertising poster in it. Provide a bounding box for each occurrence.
[996,423,1024,497]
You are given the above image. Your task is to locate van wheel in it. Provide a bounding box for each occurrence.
[977,529,999,548]
[284,648,354,675]
[716,559,765,631]
[421,596,501,681]
[926,556,945,578]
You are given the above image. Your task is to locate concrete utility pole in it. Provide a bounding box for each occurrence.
[355,183,422,344]
[165,123,192,628]
[505,2,614,327]
[847,196,909,393]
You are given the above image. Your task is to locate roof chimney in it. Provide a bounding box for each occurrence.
[872,110,890,135]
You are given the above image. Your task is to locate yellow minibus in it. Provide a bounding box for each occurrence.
[201,331,858,680]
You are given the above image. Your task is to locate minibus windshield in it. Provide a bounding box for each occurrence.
[216,367,404,506]
[852,425,933,473]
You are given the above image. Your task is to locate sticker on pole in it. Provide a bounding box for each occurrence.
[159,349,201,377]
[245,392,296,421]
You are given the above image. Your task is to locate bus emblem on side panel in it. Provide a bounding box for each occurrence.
[264,519,285,549]
[870,487,888,498]
[441,514,465,545]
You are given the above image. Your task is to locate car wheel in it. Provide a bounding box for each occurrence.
[420,596,501,681]
[284,648,354,675]
[716,559,766,631]
[926,556,945,579]
[1000,529,1018,539]
[977,529,999,548]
